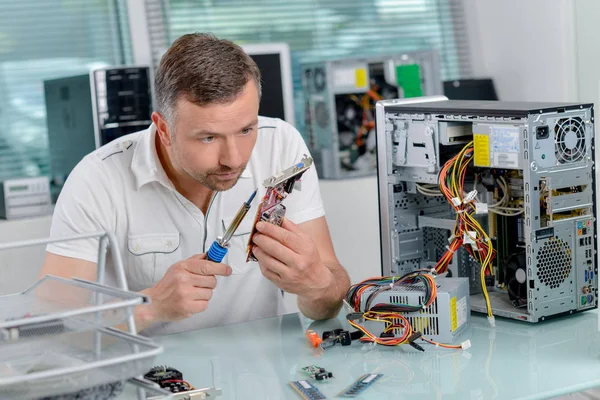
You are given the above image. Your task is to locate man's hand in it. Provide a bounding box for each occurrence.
[136,253,232,330]
[251,218,334,301]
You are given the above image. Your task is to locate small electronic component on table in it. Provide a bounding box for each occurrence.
[289,380,327,400]
[144,365,194,393]
[301,365,333,381]
[337,373,383,397]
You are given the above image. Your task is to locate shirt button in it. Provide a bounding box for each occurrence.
[165,241,172,248]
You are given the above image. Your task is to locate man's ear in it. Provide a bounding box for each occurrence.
[152,111,173,147]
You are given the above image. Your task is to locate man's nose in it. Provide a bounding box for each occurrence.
[220,138,242,169]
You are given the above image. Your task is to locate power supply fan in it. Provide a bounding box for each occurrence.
[504,252,527,307]
[555,117,586,164]
[313,67,326,92]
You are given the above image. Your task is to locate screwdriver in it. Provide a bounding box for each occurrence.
[206,189,258,263]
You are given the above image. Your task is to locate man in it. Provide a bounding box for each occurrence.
[39,33,350,335]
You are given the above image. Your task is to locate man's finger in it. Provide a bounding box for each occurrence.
[281,218,303,234]
[260,266,281,284]
[189,274,218,289]
[186,299,209,314]
[253,246,287,278]
[256,221,303,253]
[185,259,232,276]
[252,232,299,264]
[189,287,213,301]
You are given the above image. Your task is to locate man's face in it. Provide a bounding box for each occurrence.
[167,81,259,191]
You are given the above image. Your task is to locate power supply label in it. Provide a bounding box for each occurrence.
[456,296,468,329]
[490,125,520,168]
[450,296,458,331]
[473,134,490,167]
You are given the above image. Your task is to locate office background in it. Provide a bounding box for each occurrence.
[0,0,599,308]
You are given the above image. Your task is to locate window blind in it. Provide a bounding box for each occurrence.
[0,0,131,181]
[145,0,472,130]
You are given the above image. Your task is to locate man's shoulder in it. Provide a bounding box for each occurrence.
[78,128,148,173]
[91,129,146,164]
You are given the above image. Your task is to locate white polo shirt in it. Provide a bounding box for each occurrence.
[46,116,325,335]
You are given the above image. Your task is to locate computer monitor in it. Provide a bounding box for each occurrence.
[241,43,295,126]
[443,78,498,101]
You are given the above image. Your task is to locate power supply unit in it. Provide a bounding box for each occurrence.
[361,277,470,343]
[301,51,442,179]
[375,97,597,323]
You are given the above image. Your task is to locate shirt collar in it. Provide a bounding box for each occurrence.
[131,123,253,190]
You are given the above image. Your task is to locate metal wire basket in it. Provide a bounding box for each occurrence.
[0,232,167,399]
[0,327,162,399]
[0,275,150,343]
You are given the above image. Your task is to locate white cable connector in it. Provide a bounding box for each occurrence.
[463,190,478,204]
[474,202,488,215]
[463,231,477,245]
[451,197,462,207]
[461,340,472,350]
[487,315,496,328]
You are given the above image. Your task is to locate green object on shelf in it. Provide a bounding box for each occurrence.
[396,64,423,98]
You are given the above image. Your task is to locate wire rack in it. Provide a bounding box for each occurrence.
[0,232,171,399]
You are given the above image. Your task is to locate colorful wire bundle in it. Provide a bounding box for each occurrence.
[345,271,465,350]
[346,270,436,312]
[438,141,495,320]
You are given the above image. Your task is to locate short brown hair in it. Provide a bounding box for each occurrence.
[154,32,261,122]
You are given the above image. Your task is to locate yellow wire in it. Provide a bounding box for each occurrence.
[445,142,494,318]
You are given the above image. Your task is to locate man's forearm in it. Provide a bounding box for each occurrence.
[297,261,350,320]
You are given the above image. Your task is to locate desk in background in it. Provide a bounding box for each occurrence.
[148,310,600,400]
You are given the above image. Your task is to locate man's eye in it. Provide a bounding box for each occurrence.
[242,127,252,135]
[201,136,215,143]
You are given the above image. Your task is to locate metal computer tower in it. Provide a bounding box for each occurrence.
[376,97,597,322]
[44,66,152,186]
[302,51,442,179]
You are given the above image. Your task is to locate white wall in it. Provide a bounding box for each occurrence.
[463,0,578,102]
[574,0,600,106]
[319,177,381,282]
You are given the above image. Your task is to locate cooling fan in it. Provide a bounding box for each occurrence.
[505,252,527,307]
[555,117,586,164]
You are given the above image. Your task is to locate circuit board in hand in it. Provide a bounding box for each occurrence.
[301,365,333,381]
[246,155,313,262]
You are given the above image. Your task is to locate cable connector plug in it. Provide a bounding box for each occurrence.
[407,331,422,343]
[487,315,496,328]
[346,312,365,321]
[409,342,425,352]
[474,202,488,215]
[461,340,472,350]
[463,190,478,204]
